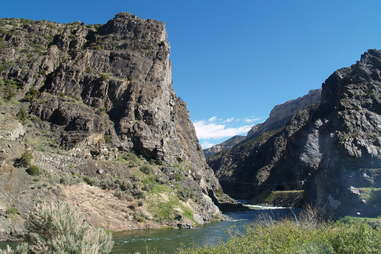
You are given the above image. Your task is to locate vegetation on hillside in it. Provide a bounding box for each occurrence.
[0,201,113,254]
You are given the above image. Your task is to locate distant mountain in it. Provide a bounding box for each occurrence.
[206,89,321,201]
[248,89,321,138]
[203,135,246,159]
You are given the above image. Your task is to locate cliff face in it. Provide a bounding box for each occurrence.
[203,135,246,159]
[207,89,321,201]
[208,49,381,218]
[248,89,321,138]
[304,50,381,217]
[0,13,222,240]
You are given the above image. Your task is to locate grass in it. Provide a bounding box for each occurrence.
[118,152,145,166]
[179,215,381,254]
[100,72,112,81]
[148,195,194,223]
[16,107,28,123]
[24,135,57,152]
[142,175,171,194]
[261,190,304,206]
[354,188,381,213]
[0,38,6,49]
[5,207,18,215]
[140,165,153,175]
[26,165,40,176]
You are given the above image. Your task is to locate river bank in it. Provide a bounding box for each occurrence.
[111,207,299,254]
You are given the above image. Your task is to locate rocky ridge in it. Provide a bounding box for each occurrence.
[0,13,225,240]
[207,89,321,201]
[208,49,381,218]
[203,135,246,159]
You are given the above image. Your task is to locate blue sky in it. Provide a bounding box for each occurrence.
[2,1,381,148]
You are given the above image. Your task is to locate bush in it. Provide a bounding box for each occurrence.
[1,79,21,101]
[4,85,16,101]
[6,207,18,215]
[23,89,40,102]
[16,108,28,123]
[14,152,33,168]
[100,73,112,81]
[0,244,28,254]
[139,165,153,175]
[25,165,40,176]
[178,214,381,254]
[2,201,114,254]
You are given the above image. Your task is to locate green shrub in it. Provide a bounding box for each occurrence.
[6,207,18,215]
[1,79,21,101]
[0,244,28,254]
[16,107,28,123]
[0,38,6,49]
[4,85,16,101]
[23,89,40,102]
[15,151,33,168]
[139,165,152,175]
[3,201,114,254]
[179,216,381,254]
[100,73,112,81]
[26,165,40,176]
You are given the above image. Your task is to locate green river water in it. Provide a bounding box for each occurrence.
[111,208,298,254]
[0,208,298,254]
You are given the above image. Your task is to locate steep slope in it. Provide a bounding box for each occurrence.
[248,89,321,138]
[304,49,381,217]
[207,89,321,201]
[0,13,223,240]
[209,49,381,218]
[204,135,246,159]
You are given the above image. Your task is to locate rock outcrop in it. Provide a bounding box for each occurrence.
[304,49,381,217]
[204,135,246,159]
[247,89,321,138]
[208,49,381,218]
[0,13,224,240]
[207,89,321,201]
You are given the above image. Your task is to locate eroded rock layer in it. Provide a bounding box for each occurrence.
[0,13,223,240]
[208,50,381,218]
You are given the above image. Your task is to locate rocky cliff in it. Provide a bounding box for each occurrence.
[247,89,321,138]
[208,50,381,218]
[0,13,224,240]
[304,49,381,217]
[207,89,321,202]
[204,90,321,162]
[203,135,246,159]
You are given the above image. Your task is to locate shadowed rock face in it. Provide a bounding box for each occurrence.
[208,49,381,218]
[204,135,246,159]
[304,49,381,217]
[207,89,321,201]
[0,13,224,239]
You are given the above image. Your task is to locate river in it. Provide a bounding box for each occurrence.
[0,207,298,254]
[111,207,299,254]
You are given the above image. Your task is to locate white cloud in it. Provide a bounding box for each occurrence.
[200,141,216,149]
[193,120,252,140]
[244,117,262,123]
[208,116,218,122]
[224,117,235,123]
